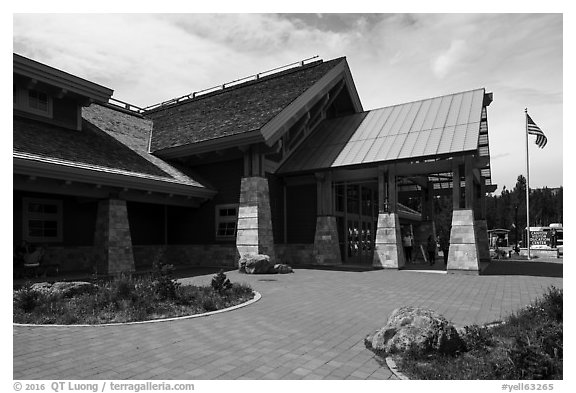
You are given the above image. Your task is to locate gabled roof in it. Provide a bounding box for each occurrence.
[146,57,362,157]
[13,104,213,197]
[13,53,113,104]
[279,88,490,174]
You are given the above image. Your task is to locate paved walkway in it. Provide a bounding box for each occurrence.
[13,263,562,380]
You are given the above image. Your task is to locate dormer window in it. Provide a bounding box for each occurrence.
[14,85,53,118]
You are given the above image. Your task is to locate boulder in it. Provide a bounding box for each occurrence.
[366,306,464,355]
[240,254,274,274]
[29,282,53,294]
[31,281,97,298]
[272,264,293,274]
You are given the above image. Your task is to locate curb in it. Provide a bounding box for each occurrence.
[385,356,410,380]
[13,291,261,328]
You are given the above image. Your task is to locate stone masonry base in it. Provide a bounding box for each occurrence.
[373,213,405,269]
[447,209,480,274]
[313,216,342,265]
[236,177,276,263]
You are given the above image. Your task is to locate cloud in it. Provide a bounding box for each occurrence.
[432,39,469,79]
[11,13,563,190]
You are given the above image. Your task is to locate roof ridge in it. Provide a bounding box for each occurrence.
[143,57,346,114]
[366,87,487,112]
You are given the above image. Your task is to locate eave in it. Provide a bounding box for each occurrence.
[152,129,264,160]
[13,153,216,201]
[13,53,113,103]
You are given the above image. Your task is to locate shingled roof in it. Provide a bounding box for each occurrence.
[13,104,211,194]
[146,57,347,154]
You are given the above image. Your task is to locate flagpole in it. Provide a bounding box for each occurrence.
[524,108,531,259]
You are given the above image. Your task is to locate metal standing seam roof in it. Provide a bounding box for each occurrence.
[279,88,487,173]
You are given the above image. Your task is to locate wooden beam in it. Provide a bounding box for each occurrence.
[395,156,465,176]
[406,175,429,189]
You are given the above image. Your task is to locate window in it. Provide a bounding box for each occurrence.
[14,86,53,118]
[215,204,238,240]
[23,198,62,242]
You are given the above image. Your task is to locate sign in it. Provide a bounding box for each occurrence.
[530,230,548,247]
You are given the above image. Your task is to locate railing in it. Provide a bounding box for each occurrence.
[141,55,321,112]
[107,97,145,114]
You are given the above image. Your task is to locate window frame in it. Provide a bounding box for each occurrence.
[215,203,239,241]
[22,198,63,243]
[14,85,53,118]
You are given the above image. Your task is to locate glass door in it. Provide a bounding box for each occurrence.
[335,181,377,265]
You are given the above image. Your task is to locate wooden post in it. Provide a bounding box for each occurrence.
[424,181,434,220]
[465,156,474,209]
[377,166,386,213]
[479,176,487,220]
[452,161,461,209]
[316,171,333,216]
[251,145,262,177]
[388,165,397,213]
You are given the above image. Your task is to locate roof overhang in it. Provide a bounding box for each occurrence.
[152,129,263,159]
[13,53,113,104]
[261,58,363,146]
[13,153,216,200]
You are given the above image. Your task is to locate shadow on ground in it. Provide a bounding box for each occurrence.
[481,261,563,278]
[171,266,236,279]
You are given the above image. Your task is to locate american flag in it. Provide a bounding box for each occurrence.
[526,113,547,148]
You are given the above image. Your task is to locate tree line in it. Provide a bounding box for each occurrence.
[485,175,563,244]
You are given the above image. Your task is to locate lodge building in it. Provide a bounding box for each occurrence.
[13,54,496,275]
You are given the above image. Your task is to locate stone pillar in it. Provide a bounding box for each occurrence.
[236,176,276,263]
[313,216,341,265]
[312,172,341,265]
[94,199,135,275]
[474,220,491,262]
[373,213,405,269]
[447,209,480,274]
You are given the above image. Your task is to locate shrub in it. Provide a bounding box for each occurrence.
[111,274,135,300]
[211,270,232,293]
[13,284,41,313]
[201,297,218,312]
[152,261,180,300]
[461,324,494,352]
[540,286,562,322]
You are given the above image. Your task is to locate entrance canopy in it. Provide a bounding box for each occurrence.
[278,88,493,190]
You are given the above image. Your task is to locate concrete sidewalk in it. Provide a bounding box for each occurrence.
[13,264,562,380]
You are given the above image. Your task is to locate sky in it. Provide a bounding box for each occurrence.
[10,11,564,192]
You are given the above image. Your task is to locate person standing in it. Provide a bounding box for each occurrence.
[549,228,557,248]
[403,232,413,263]
[439,230,450,265]
[426,235,436,266]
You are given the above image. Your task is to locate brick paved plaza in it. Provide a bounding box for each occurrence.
[13,263,562,380]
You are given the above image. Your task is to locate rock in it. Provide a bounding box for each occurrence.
[31,281,97,298]
[30,282,53,294]
[240,254,274,274]
[273,264,293,274]
[366,306,464,355]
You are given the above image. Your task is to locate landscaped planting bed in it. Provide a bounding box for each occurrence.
[13,268,254,325]
[393,286,562,380]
